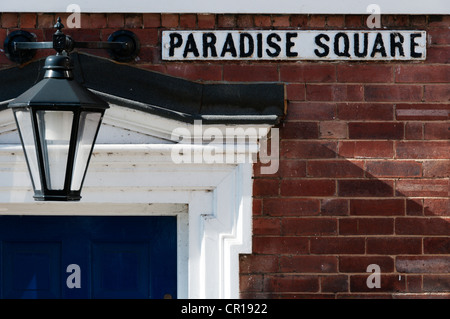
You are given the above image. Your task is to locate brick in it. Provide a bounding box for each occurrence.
[161,14,179,28]
[405,122,423,140]
[107,13,124,28]
[253,198,262,216]
[310,237,365,254]
[286,83,305,101]
[143,13,161,28]
[338,180,394,197]
[166,64,222,82]
[290,15,308,28]
[367,237,422,254]
[308,15,326,28]
[253,15,272,28]
[395,141,450,159]
[395,65,450,83]
[240,254,278,273]
[339,218,394,235]
[406,275,422,293]
[407,199,423,216]
[217,15,236,28]
[365,85,422,102]
[252,178,279,196]
[396,104,450,120]
[252,237,309,254]
[286,102,336,121]
[253,217,280,235]
[240,274,263,292]
[223,64,278,82]
[306,84,364,101]
[348,122,404,140]
[281,122,319,139]
[339,141,394,158]
[424,198,450,216]
[424,123,450,140]
[280,179,336,196]
[395,217,450,235]
[280,256,338,273]
[428,28,450,45]
[37,13,54,28]
[337,65,393,83]
[382,15,409,27]
[350,275,406,292]
[179,14,197,28]
[423,85,450,102]
[197,14,215,29]
[366,161,422,177]
[263,198,320,216]
[280,64,336,83]
[264,275,319,293]
[272,15,290,28]
[424,237,450,254]
[1,13,18,28]
[350,199,405,216]
[319,121,347,139]
[307,160,364,178]
[337,103,394,121]
[20,13,36,28]
[427,46,450,64]
[326,15,345,28]
[339,256,394,273]
[345,15,363,28]
[396,256,450,273]
[124,14,143,28]
[278,160,307,177]
[281,141,337,159]
[423,275,450,292]
[321,275,348,292]
[87,13,107,29]
[281,217,337,236]
[395,179,448,197]
[320,199,349,216]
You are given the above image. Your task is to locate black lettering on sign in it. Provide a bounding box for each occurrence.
[257,33,263,58]
[410,33,422,58]
[183,33,199,58]
[286,32,298,57]
[221,33,237,57]
[390,33,405,57]
[240,33,254,58]
[371,33,387,57]
[354,33,368,57]
[203,33,218,58]
[169,33,183,57]
[266,33,281,57]
[334,32,350,57]
[314,34,330,57]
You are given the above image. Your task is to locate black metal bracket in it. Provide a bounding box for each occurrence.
[3,17,140,64]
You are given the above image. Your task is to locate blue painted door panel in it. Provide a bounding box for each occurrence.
[0,216,177,299]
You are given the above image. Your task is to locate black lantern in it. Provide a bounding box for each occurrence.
[9,54,109,201]
[5,18,140,201]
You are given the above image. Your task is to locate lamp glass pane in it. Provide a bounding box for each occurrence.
[71,112,102,191]
[13,110,42,191]
[36,110,74,190]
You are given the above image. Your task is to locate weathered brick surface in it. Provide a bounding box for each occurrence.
[1,13,448,299]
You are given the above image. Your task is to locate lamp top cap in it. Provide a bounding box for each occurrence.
[43,54,73,79]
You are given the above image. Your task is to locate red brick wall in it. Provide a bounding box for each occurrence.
[1,13,449,298]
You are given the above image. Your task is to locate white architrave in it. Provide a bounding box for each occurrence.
[0,106,272,299]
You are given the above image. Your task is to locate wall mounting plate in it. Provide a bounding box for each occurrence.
[3,30,37,64]
[107,30,141,63]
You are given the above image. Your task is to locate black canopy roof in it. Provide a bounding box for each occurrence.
[0,53,285,125]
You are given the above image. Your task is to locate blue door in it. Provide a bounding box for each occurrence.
[0,216,177,299]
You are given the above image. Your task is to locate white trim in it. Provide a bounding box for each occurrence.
[0,0,448,14]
